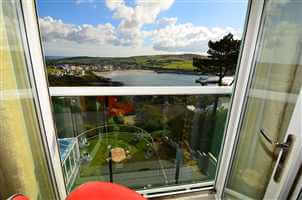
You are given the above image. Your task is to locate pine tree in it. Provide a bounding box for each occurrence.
[193,33,241,85]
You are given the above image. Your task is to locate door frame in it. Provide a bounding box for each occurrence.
[19,0,67,199]
[216,0,302,199]
[263,90,302,199]
[215,0,265,198]
[19,0,227,198]
[18,0,273,199]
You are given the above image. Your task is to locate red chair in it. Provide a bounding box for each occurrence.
[66,182,147,200]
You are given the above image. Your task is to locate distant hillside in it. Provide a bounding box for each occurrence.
[45,56,67,60]
[46,54,207,71]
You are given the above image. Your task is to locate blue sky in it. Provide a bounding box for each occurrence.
[37,0,248,57]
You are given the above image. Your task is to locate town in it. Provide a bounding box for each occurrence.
[47,64,115,77]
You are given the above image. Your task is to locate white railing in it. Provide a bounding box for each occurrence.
[49,86,233,97]
[61,139,80,192]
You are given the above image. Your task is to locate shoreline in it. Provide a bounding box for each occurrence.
[93,69,202,77]
[155,70,202,75]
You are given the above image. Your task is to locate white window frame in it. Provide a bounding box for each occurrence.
[7,0,66,199]
[49,86,232,97]
[19,0,266,199]
[20,0,67,199]
[215,0,265,198]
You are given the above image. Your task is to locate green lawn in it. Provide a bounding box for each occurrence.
[163,60,194,70]
[133,56,195,71]
[78,132,154,177]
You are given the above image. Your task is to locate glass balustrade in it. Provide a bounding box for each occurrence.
[51,94,230,192]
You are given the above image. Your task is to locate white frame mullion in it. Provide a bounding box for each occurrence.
[20,0,67,199]
[289,170,302,200]
[49,86,232,97]
[138,181,214,198]
[215,0,265,198]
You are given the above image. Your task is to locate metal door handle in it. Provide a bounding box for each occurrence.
[260,129,293,182]
[259,128,289,150]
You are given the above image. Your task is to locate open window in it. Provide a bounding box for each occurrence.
[21,0,302,199]
[34,0,249,197]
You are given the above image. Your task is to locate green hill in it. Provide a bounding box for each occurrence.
[46,54,207,71]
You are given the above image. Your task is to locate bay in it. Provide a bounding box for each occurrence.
[94,70,202,87]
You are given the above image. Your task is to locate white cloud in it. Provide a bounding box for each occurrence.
[39,17,76,42]
[157,17,178,26]
[149,23,241,52]
[44,39,168,57]
[134,0,175,24]
[105,0,125,10]
[41,0,177,49]
[39,16,120,46]
[104,0,175,46]
[74,0,94,4]
[40,16,242,55]
[39,0,243,56]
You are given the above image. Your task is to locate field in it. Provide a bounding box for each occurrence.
[47,54,206,71]
[163,60,194,70]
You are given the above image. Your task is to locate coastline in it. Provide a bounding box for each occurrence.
[155,70,202,75]
[93,70,155,77]
[93,69,202,77]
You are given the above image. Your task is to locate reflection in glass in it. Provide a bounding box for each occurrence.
[52,95,230,192]
[0,0,55,199]
[226,0,302,199]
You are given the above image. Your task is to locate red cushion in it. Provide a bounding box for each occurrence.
[66,182,147,200]
[10,194,29,200]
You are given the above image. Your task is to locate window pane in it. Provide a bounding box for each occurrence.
[37,0,247,87]
[226,0,302,199]
[0,1,56,199]
[52,95,230,192]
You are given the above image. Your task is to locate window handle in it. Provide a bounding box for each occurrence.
[259,128,289,150]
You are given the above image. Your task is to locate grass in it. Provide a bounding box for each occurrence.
[86,139,99,153]
[163,60,194,70]
[133,56,195,70]
[79,132,154,177]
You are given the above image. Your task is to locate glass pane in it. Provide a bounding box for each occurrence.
[0,0,56,199]
[226,0,302,199]
[52,95,231,192]
[37,0,247,87]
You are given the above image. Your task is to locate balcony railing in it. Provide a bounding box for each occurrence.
[58,138,80,192]
[49,86,232,197]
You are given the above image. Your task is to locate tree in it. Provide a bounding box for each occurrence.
[192,34,240,174]
[193,33,241,86]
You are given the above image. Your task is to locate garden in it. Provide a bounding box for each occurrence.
[54,95,230,190]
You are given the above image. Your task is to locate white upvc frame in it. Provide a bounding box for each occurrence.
[289,168,302,200]
[20,0,67,199]
[138,181,214,198]
[19,0,234,196]
[49,86,232,96]
[19,0,264,199]
[263,89,302,199]
[215,0,265,198]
